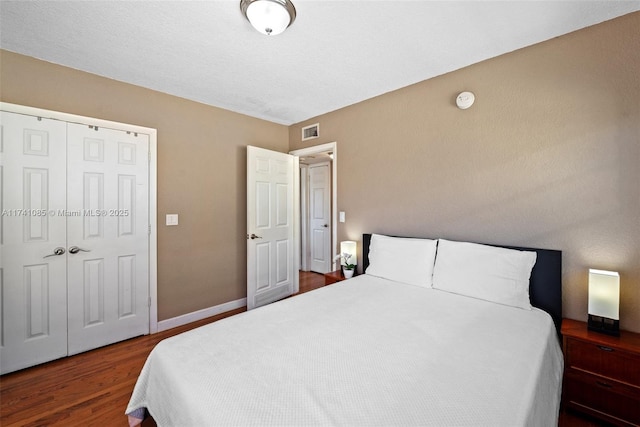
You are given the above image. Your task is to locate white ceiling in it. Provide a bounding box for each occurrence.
[1,1,638,125]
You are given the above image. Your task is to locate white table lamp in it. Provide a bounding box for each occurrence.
[588,269,620,336]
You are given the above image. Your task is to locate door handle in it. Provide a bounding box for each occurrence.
[43,247,66,258]
[69,246,91,254]
[248,234,262,240]
[323,224,328,227]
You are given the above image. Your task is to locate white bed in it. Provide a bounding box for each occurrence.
[127,235,563,426]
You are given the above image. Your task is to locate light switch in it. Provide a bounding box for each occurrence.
[166,214,179,226]
[339,211,345,223]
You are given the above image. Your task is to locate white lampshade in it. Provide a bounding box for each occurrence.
[241,0,296,36]
[588,269,620,320]
[340,241,357,266]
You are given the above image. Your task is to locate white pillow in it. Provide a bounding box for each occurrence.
[365,234,438,288]
[432,239,537,310]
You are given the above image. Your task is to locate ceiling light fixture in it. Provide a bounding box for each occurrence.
[240,0,296,36]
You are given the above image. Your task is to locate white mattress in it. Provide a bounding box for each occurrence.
[127,275,563,426]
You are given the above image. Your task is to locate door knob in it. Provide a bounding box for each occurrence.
[323,224,328,228]
[248,234,262,240]
[43,247,66,258]
[69,246,91,254]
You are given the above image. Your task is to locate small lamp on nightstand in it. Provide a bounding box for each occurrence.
[340,241,357,278]
[587,269,620,336]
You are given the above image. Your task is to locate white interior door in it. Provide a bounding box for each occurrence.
[309,162,331,273]
[0,112,69,374]
[299,165,308,271]
[66,123,150,355]
[247,146,297,310]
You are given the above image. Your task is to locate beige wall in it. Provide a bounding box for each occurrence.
[290,12,640,332]
[0,50,289,320]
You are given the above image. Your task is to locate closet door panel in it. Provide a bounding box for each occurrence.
[66,124,149,355]
[0,111,68,374]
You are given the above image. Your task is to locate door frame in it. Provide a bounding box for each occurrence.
[290,142,338,285]
[0,102,159,333]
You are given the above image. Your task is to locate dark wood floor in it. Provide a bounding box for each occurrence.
[0,271,608,426]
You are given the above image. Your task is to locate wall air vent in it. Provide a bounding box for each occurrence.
[302,123,319,141]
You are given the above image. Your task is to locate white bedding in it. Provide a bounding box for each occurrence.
[127,275,563,426]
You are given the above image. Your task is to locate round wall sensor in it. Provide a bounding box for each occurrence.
[456,91,475,109]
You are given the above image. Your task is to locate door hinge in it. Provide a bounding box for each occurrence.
[148,297,151,308]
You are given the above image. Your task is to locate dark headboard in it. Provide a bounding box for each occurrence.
[362,234,563,335]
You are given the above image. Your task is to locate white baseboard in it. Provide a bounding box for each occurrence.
[157,298,247,332]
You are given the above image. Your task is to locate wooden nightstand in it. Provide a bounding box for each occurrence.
[324,270,346,285]
[561,318,640,426]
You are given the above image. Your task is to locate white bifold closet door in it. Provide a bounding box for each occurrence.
[0,113,69,373]
[0,111,150,374]
[66,123,149,355]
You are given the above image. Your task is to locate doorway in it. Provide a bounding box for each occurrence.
[246,143,336,306]
[290,142,338,277]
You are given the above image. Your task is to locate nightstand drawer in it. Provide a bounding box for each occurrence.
[564,370,640,426]
[566,338,640,386]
